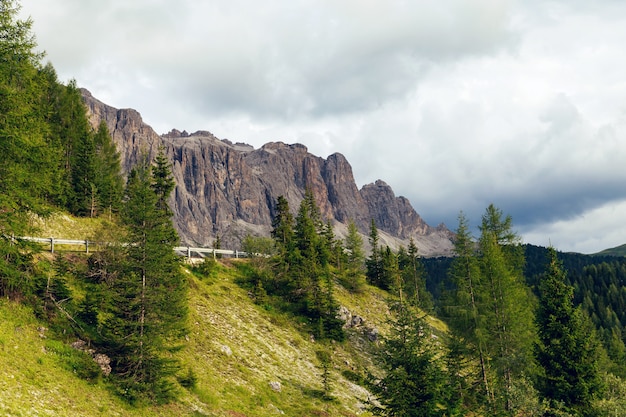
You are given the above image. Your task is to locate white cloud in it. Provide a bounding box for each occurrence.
[521,199,626,254]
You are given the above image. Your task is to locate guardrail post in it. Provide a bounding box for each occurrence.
[85,240,89,254]
[50,237,55,253]
[187,246,191,259]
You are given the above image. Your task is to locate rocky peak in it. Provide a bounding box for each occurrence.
[81,89,454,256]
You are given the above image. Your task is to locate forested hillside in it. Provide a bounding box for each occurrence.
[3,1,626,416]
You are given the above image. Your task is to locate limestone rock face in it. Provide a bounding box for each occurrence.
[81,89,454,256]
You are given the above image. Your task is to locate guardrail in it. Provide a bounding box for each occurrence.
[20,237,247,259]
[173,246,248,259]
[22,236,94,254]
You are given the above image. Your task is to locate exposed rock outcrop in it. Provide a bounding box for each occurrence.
[81,89,454,256]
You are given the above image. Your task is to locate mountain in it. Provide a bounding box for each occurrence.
[594,243,626,257]
[81,89,454,256]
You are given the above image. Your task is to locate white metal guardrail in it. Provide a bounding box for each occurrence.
[20,237,247,258]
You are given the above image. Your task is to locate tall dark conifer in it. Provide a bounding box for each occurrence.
[366,219,384,288]
[535,247,602,416]
[441,212,492,409]
[102,155,187,402]
[369,302,448,416]
[0,0,50,297]
[343,219,366,292]
[269,195,295,294]
[151,147,175,215]
[93,120,123,216]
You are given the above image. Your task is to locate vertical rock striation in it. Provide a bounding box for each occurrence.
[81,89,453,256]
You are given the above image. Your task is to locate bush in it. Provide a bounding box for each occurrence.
[192,258,217,278]
[177,367,198,389]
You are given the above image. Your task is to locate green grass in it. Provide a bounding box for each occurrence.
[595,243,626,257]
[0,259,380,416]
[4,212,456,416]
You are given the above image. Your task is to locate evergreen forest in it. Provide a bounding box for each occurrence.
[3,1,626,415]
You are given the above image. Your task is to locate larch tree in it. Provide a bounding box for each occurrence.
[477,204,536,413]
[398,238,431,310]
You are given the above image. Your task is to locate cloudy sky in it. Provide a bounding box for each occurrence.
[20,0,626,254]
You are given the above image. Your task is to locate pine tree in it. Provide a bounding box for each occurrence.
[535,247,602,416]
[102,155,187,402]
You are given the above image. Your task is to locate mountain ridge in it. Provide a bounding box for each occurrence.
[81,89,454,256]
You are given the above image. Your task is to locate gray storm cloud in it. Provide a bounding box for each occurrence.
[20,0,626,253]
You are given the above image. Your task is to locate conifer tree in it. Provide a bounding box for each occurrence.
[369,302,448,416]
[366,219,384,288]
[343,219,366,292]
[535,247,602,416]
[441,212,492,408]
[290,189,344,340]
[102,155,187,402]
[399,238,432,310]
[151,146,175,215]
[271,195,295,285]
[70,125,97,216]
[92,120,123,216]
[0,0,52,297]
[477,204,536,413]
[381,246,400,294]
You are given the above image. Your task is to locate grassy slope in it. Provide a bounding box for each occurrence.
[3,213,410,416]
[0,262,382,416]
[595,243,626,257]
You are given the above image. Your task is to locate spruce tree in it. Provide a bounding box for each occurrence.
[535,247,602,416]
[369,302,448,416]
[0,0,52,297]
[102,155,187,402]
[92,120,123,216]
[366,219,384,288]
[270,195,295,287]
[441,212,493,409]
[343,219,366,292]
[151,146,175,215]
[70,125,97,216]
[289,190,344,341]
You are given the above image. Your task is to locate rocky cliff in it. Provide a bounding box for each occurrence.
[81,89,454,256]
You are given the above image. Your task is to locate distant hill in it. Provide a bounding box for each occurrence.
[594,243,626,257]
